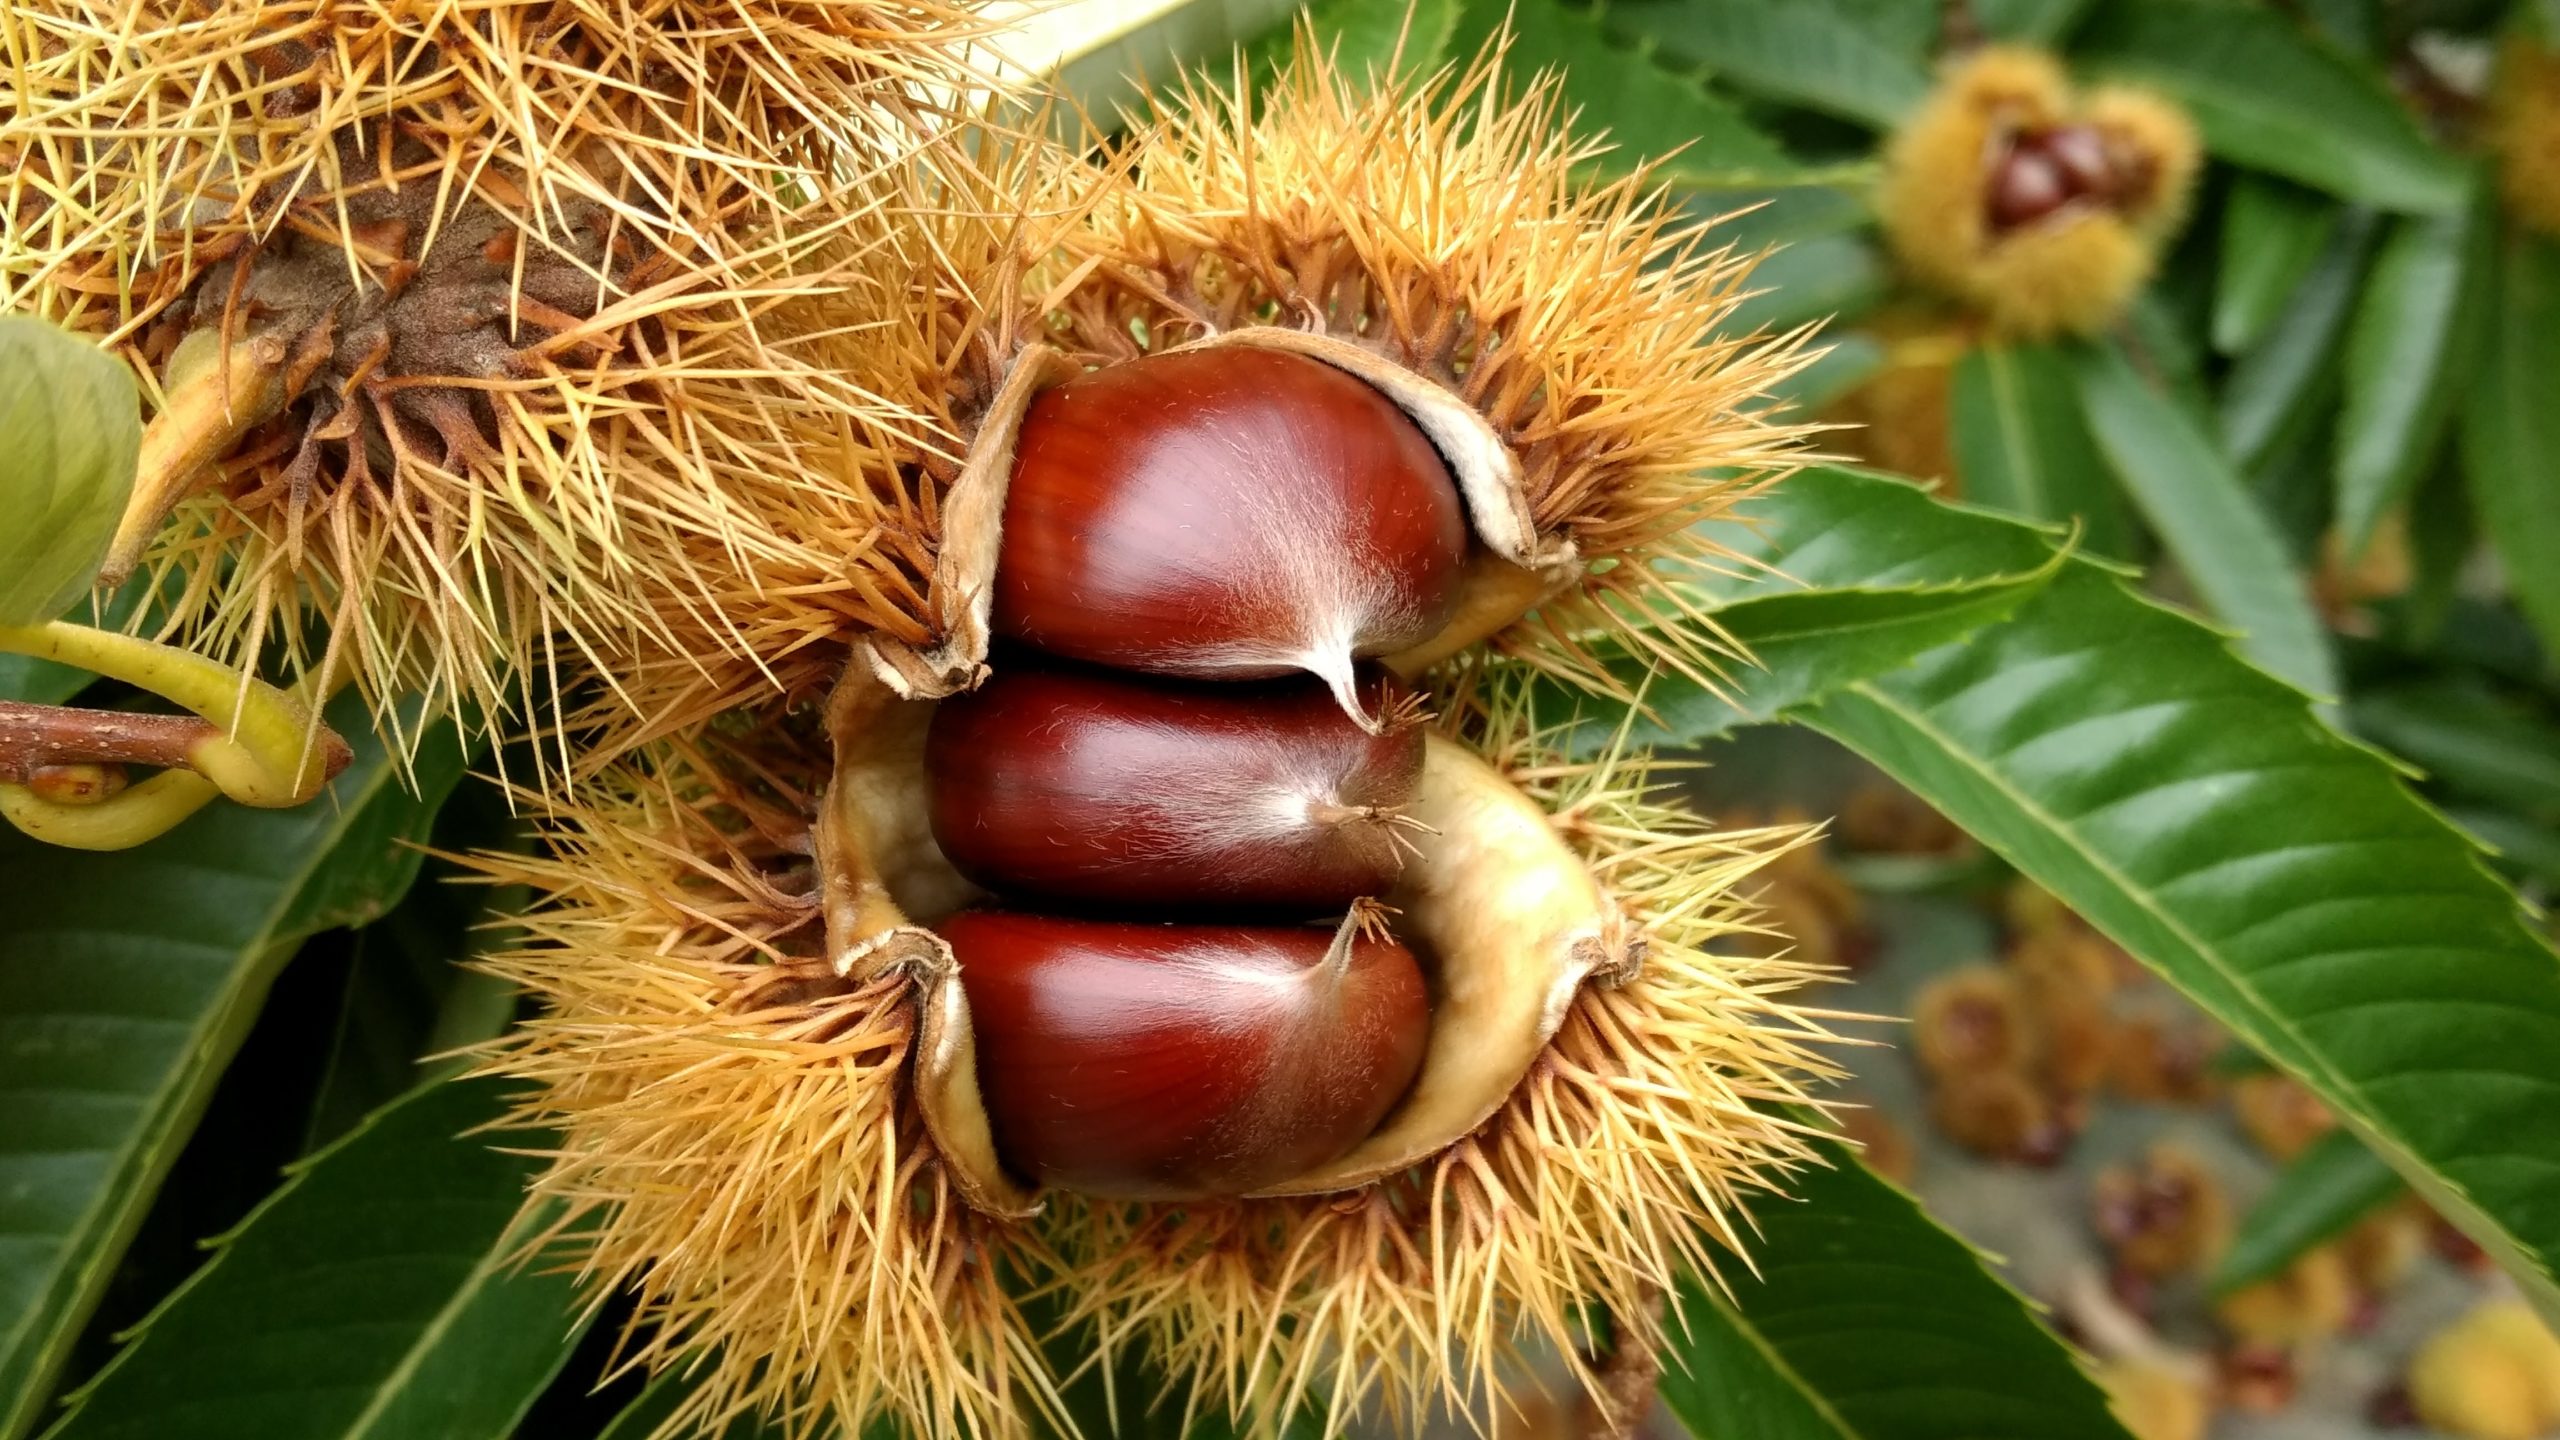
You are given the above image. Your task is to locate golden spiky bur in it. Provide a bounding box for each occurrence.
[1879,47,2200,338]
[0,0,1004,751]
[2498,36,2560,238]
[476,671,1842,1440]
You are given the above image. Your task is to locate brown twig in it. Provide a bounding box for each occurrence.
[0,698,351,785]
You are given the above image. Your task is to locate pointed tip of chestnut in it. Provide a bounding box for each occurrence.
[992,347,1470,686]
[943,908,1429,1200]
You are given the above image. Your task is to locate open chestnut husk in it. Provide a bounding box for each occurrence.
[991,347,1468,728]
[925,656,1424,917]
[940,907,1429,1200]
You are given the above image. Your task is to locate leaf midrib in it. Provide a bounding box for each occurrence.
[1823,676,2556,1299]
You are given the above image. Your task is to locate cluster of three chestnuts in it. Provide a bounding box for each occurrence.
[923,345,1476,1200]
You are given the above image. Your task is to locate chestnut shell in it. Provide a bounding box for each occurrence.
[990,348,1468,698]
[925,658,1422,917]
[942,910,1430,1200]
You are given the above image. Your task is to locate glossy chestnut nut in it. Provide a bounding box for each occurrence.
[1988,143,2069,230]
[926,657,1423,917]
[943,909,1430,1200]
[992,348,1468,729]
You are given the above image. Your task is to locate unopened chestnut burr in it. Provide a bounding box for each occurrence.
[942,909,1430,1200]
[926,658,1424,917]
[991,347,1469,729]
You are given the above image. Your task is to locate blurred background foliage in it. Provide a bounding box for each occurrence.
[6,0,2560,1437]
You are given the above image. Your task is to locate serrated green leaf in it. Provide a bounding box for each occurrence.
[0,319,140,627]
[2450,807,2560,892]
[2080,2,2465,213]
[2352,678,2560,823]
[1659,1136,2135,1440]
[1448,0,1800,184]
[0,696,466,1440]
[2213,175,2341,355]
[2463,234,2560,673]
[1972,0,2094,41]
[1951,340,2134,559]
[2220,209,2377,472]
[2213,1130,2401,1296]
[1596,0,1931,129]
[1795,546,2560,1323]
[2336,197,2490,553]
[2073,340,2339,700]
[42,1078,581,1440]
[1553,467,2064,751]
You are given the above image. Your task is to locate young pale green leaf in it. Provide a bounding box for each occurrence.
[1658,1136,2135,1440]
[1970,0,2093,42]
[1448,0,1801,186]
[0,697,465,1440]
[1798,557,2560,1322]
[1596,0,1931,129]
[2078,1,2465,213]
[2220,210,2376,472]
[2336,197,2491,554]
[2351,679,2560,823]
[2213,1130,2401,1296]
[2213,175,2341,355]
[0,318,141,627]
[2073,340,2338,700]
[1551,466,2065,752]
[42,1078,581,1440]
[1951,340,2134,559]
[2463,234,2560,671]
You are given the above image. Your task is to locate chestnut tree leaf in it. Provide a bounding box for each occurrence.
[2078,1,2467,213]
[2336,194,2491,555]
[1660,1135,2135,1440]
[1793,504,2560,1324]
[0,696,465,1440]
[2462,234,2560,671]
[1449,0,1802,187]
[1595,0,1932,129]
[40,1076,583,1440]
[2212,175,2341,355]
[0,318,140,627]
[2072,339,2338,701]
[2218,209,2376,473]
[2212,1130,2400,1296]
[1549,467,2067,752]
[1951,340,2134,560]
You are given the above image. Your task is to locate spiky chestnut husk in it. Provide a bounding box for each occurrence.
[0,0,1009,758]
[1878,47,2200,339]
[474,666,1843,1439]
[2496,37,2560,239]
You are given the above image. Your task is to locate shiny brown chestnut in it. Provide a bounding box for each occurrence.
[926,657,1423,917]
[1988,125,2123,232]
[991,348,1468,729]
[942,908,1429,1200]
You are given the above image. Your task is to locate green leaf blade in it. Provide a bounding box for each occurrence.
[1796,541,2560,1320]
[2213,175,2340,355]
[2073,341,2338,700]
[42,1078,581,1440]
[1951,340,2133,558]
[0,698,465,1440]
[1596,0,1931,129]
[2336,198,2489,552]
[1662,1138,2135,1440]
[2079,0,2464,213]
[2214,1130,2400,1295]
[2463,234,2560,670]
[0,319,141,627]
